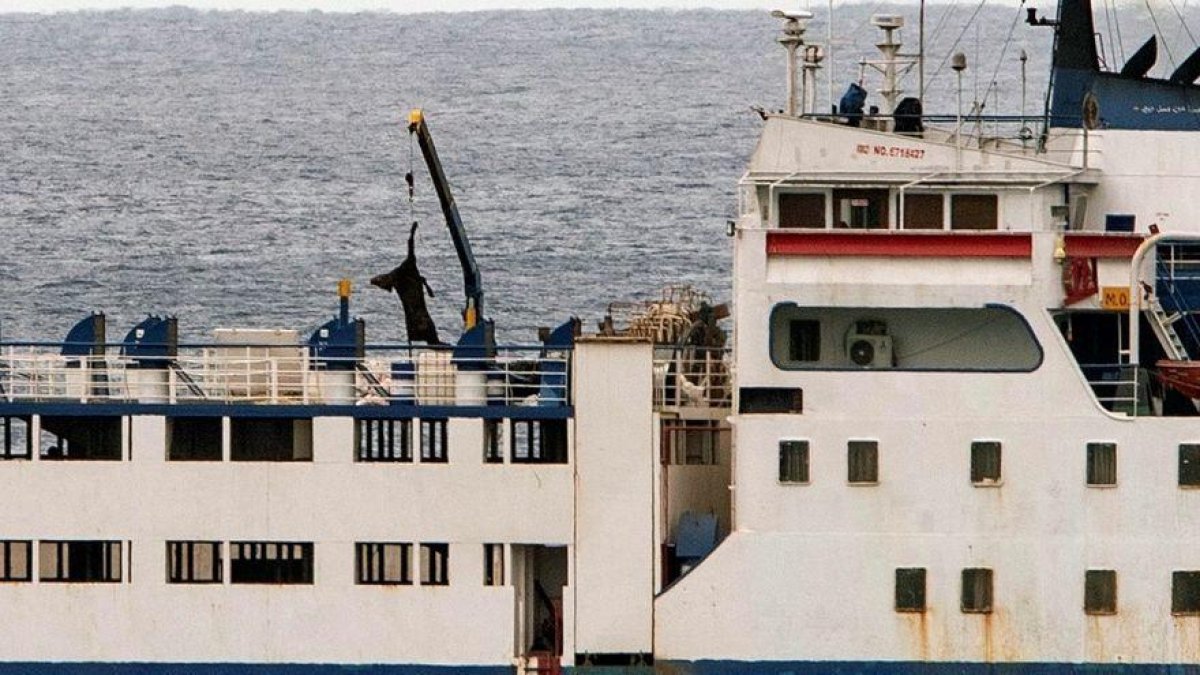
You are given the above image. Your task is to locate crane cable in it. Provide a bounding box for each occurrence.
[928,0,990,86]
[1169,0,1199,49]
[980,0,1027,107]
[1146,0,1178,70]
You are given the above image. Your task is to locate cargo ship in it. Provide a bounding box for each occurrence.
[3,0,1200,671]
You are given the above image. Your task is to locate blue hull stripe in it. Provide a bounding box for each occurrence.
[655,662,1200,674]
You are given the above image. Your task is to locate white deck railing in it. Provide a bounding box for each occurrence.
[653,348,732,410]
[0,345,570,408]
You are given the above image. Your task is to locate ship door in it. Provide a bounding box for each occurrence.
[513,544,567,674]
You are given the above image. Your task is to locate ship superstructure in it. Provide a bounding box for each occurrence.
[5,0,1200,672]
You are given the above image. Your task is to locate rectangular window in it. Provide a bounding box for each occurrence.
[40,416,123,460]
[1180,443,1200,487]
[420,419,448,463]
[484,543,505,586]
[1085,569,1117,615]
[788,320,821,362]
[167,417,222,461]
[484,420,503,464]
[420,543,449,586]
[166,541,222,583]
[356,542,412,585]
[971,441,1002,485]
[0,541,31,582]
[511,420,568,464]
[778,193,826,229]
[39,541,122,583]
[1,417,31,460]
[779,440,810,484]
[230,542,314,584]
[1173,571,1200,615]
[902,193,944,230]
[833,188,889,229]
[895,568,926,612]
[848,440,879,484]
[739,387,803,414]
[1087,442,1117,486]
[961,568,993,613]
[951,194,999,230]
[230,418,312,461]
[357,419,411,462]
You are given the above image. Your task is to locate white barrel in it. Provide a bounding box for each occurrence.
[128,369,169,404]
[457,370,487,406]
[318,370,356,405]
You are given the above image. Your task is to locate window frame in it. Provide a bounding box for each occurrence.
[39,540,122,583]
[419,418,449,464]
[970,440,1003,487]
[420,543,450,586]
[356,418,412,463]
[1173,571,1200,615]
[1179,443,1200,488]
[961,567,994,614]
[776,191,829,229]
[355,542,413,586]
[949,193,1000,231]
[229,541,314,585]
[1086,441,1117,487]
[1084,569,1117,615]
[0,540,32,582]
[0,416,32,460]
[166,541,223,584]
[894,567,926,613]
[778,439,811,485]
[847,439,880,485]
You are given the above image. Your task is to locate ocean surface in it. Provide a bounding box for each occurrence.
[0,3,1134,344]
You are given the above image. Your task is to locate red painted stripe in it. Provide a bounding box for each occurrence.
[1063,233,1145,259]
[766,231,1033,258]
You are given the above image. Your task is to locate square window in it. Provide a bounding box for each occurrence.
[356,542,412,585]
[1087,442,1117,486]
[895,568,926,612]
[848,440,879,484]
[357,419,411,462]
[778,193,826,229]
[1085,569,1117,615]
[971,441,1001,485]
[788,320,821,362]
[0,417,32,460]
[230,542,313,585]
[1173,571,1200,615]
[1180,444,1200,487]
[39,541,122,583]
[166,541,222,584]
[484,420,503,463]
[951,194,998,230]
[779,440,809,484]
[961,568,993,613]
[902,193,944,230]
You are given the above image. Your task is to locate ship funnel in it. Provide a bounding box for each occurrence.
[772,9,814,116]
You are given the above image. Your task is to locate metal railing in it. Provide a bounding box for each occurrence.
[653,348,732,410]
[0,344,571,408]
[1080,363,1149,416]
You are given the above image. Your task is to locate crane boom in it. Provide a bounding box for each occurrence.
[407,108,484,330]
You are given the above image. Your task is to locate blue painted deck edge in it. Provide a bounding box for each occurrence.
[0,402,573,420]
[654,661,1200,674]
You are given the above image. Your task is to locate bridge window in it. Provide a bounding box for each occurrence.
[230,542,313,584]
[167,541,222,584]
[778,193,826,229]
[961,568,993,613]
[511,420,568,464]
[420,419,448,463]
[787,320,821,362]
[1085,570,1117,615]
[779,440,810,484]
[833,188,889,229]
[1,416,31,460]
[420,543,449,586]
[230,418,312,462]
[0,541,31,582]
[1087,442,1117,486]
[39,541,122,583]
[40,416,123,461]
[167,417,222,461]
[357,419,411,462]
[902,193,944,229]
[895,568,926,612]
[356,542,412,585]
[951,194,998,230]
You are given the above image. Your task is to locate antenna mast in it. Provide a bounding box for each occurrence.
[772,9,814,116]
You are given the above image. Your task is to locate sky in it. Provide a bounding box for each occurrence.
[0,0,1008,14]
